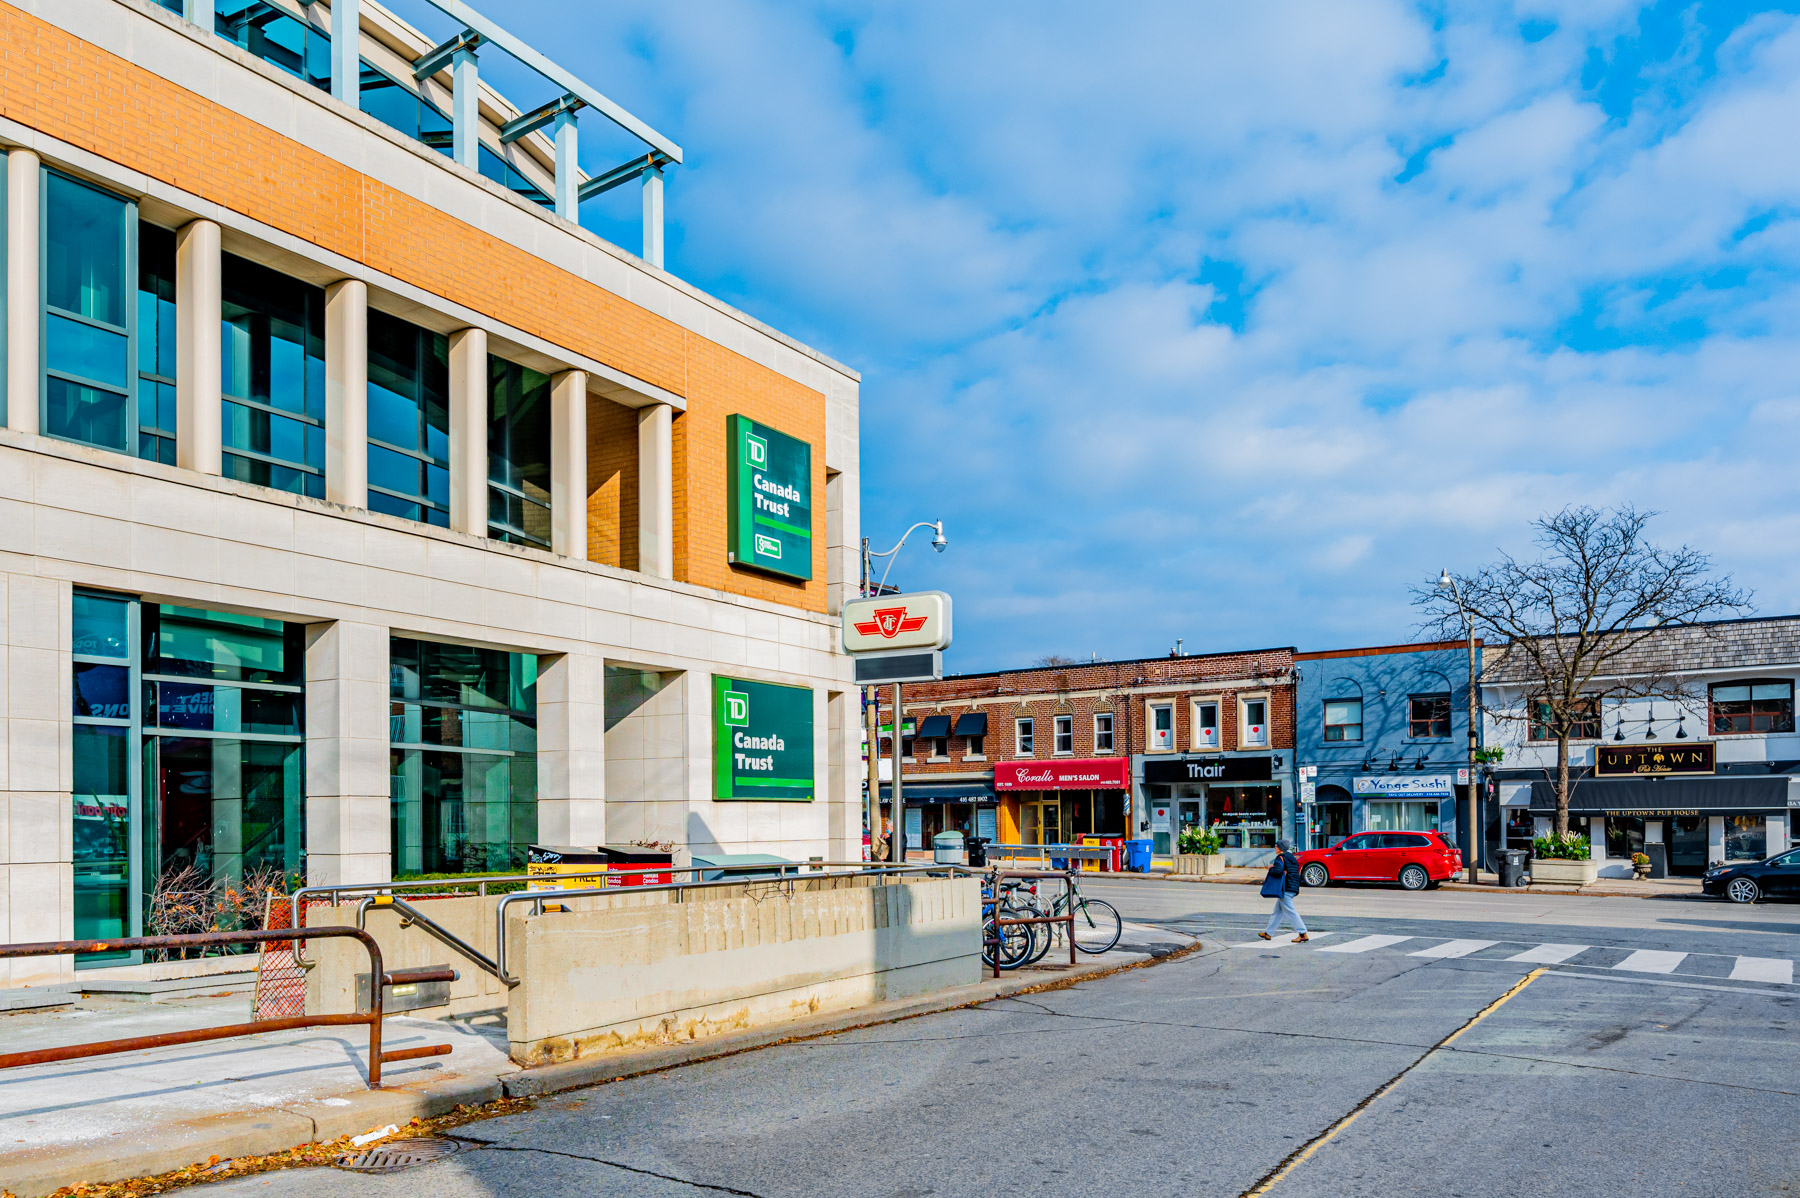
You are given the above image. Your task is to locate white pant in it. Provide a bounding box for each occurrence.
[1265,893,1306,936]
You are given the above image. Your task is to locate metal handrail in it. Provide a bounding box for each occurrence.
[492,863,968,987]
[356,895,503,981]
[0,928,457,1088]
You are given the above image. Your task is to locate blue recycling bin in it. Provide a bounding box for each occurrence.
[1126,839,1153,873]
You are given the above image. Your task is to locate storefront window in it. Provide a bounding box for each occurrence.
[72,591,137,957]
[1605,816,1646,860]
[389,638,539,875]
[1724,815,1766,862]
[1366,800,1440,833]
[1210,785,1281,848]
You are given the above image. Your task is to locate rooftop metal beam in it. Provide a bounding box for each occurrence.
[500,93,585,145]
[577,151,673,203]
[412,28,483,81]
[420,0,683,163]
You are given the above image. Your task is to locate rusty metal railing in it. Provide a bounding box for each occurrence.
[0,928,456,1088]
[984,869,1078,979]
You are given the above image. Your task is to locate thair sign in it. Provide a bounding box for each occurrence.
[714,676,814,801]
[727,414,812,581]
[841,591,953,654]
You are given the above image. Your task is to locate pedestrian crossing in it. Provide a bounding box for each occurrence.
[1234,931,1798,986]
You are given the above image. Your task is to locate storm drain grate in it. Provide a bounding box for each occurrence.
[334,1136,466,1173]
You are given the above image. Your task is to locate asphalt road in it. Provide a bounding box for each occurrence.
[196,882,1800,1198]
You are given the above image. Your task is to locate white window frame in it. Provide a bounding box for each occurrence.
[1239,693,1270,749]
[1094,712,1114,754]
[1015,717,1034,756]
[1192,699,1220,751]
[1148,701,1175,753]
[1053,714,1074,755]
[965,734,985,761]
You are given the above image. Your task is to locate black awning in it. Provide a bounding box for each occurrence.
[879,782,995,804]
[954,711,989,737]
[1528,777,1790,815]
[916,714,952,739]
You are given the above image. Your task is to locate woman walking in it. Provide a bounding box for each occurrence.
[1257,839,1308,942]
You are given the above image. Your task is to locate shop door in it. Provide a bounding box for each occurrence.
[1022,804,1041,845]
[1310,803,1350,849]
[1669,817,1708,875]
[1039,802,1062,847]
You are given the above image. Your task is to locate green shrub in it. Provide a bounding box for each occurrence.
[1178,827,1222,855]
[1532,832,1591,861]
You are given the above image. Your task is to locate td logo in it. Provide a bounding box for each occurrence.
[724,690,750,727]
[745,433,769,470]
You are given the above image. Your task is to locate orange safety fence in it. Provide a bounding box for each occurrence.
[253,893,314,1021]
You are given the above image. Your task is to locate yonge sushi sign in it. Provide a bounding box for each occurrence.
[727,414,812,581]
[714,676,814,801]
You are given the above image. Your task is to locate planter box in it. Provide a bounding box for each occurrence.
[1174,853,1226,876]
[1530,857,1597,885]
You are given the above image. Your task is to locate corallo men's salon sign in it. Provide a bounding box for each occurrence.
[1594,743,1716,777]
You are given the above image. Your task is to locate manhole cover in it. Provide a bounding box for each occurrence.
[334,1136,466,1173]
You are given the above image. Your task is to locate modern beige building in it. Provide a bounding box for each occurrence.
[0,0,863,984]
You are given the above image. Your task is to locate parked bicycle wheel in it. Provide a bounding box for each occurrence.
[1070,897,1122,954]
[982,912,1032,970]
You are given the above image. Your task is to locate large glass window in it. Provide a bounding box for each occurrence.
[360,63,454,146]
[214,0,329,89]
[367,311,451,526]
[137,223,178,464]
[390,638,538,876]
[1724,815,1767,862]
[1366,801,1441,833]
[1710,681,1795,735]
[487,358,552,548]
[1323,699,1362,742]
[72,593,138,956]
[43,171,134,453]
[221,253,326,498]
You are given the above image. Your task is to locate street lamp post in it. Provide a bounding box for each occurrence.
[1439,569,1480,885]
[860,521,947,862]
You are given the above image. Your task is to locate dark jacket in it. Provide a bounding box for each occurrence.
[1268,851,1301,896]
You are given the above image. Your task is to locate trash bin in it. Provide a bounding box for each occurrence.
[1496,848,1529,888]
[933,831,966,865]
[1125,839,1153,873]
[966,836,988,867]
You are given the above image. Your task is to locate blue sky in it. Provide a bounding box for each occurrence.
[397,0,1800,671]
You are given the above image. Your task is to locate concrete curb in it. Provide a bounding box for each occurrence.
[1,938,1198,1197]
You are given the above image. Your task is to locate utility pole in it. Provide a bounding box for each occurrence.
[1440,570,1481,884]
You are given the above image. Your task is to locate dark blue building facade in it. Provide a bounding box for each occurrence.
[1294,640,1483,855]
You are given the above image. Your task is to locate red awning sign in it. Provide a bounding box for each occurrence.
[994,758,1131,791]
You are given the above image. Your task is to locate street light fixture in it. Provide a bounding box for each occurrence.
[860,521,947,864]
[1438,569,1481,885]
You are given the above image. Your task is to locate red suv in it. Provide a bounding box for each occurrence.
[1298,832,1462,891]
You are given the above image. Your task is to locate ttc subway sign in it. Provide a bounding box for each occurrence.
[727,414,812,581]
[842,591,953,654]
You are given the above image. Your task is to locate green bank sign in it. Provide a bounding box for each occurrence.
[714,676,814,801]
[727,414,812,581]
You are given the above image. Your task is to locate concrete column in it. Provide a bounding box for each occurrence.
[304,621,391,885]
[330,0,359,108]
[324,279,368,507]
[1707,815,1726,867]
[1589,816,1605,863]
[5,148,40,434]
[536,652,606,849]
[452,47,480,171]
[550,370,588,559]
[447,327,488,536]
[641,163,664,269]
[1766,814,1788,856]
[637,402,673,579]
[176,219,223,475]
[182,0,214,33]
[0,572,76,986]
[553,109,579,221]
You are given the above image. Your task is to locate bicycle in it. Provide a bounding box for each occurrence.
[997,871,1123,957]
[980,873,1034,970]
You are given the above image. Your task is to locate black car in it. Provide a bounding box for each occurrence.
[1702,848,1800,903]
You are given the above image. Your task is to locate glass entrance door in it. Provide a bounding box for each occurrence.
[1038,801,1062,846]
[1669,816,1708,875]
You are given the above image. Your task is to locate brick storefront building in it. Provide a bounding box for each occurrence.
[881,647,1297,865]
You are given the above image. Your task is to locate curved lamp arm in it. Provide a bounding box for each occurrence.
[864,520,946,596]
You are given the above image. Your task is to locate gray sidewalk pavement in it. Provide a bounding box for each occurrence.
[0,922,1194,1197]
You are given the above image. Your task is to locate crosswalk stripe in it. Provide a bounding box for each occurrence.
[1615,949,1686,974]
[1232,932,1336,948]
[1729,956,1795,984]
[1408,939,1497,959]
[1506,943,1590,964]
[1318,934,1413,954]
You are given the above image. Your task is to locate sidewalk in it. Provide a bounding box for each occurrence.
[0,923,1195,1198]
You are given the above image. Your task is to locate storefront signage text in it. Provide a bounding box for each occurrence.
[714,676,814,801]
[1594,743,1716,777]
[1354,775,1453,797]
[1142,756,1274,785]
[727,414,813,581]
[994,758,1131,791]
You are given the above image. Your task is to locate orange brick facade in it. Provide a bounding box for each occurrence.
[586,399,639,570]
[3,3,833,611]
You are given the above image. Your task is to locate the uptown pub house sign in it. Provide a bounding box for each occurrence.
[727,414,812,581]
[1594,743,1717,777]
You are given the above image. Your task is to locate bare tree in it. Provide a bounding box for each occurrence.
[1417,506,1751,837]
[1034,654,1079,667]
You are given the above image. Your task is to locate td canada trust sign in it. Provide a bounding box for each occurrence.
[727,414,812,581]
[714,676,815,801]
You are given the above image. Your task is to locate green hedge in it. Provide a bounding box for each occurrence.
[1532,832,1591,861]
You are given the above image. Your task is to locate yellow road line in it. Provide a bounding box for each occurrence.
[1240,968,1545,1197]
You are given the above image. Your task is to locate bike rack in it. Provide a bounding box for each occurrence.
[0,927,456,1088]
[983,868,1079,980]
